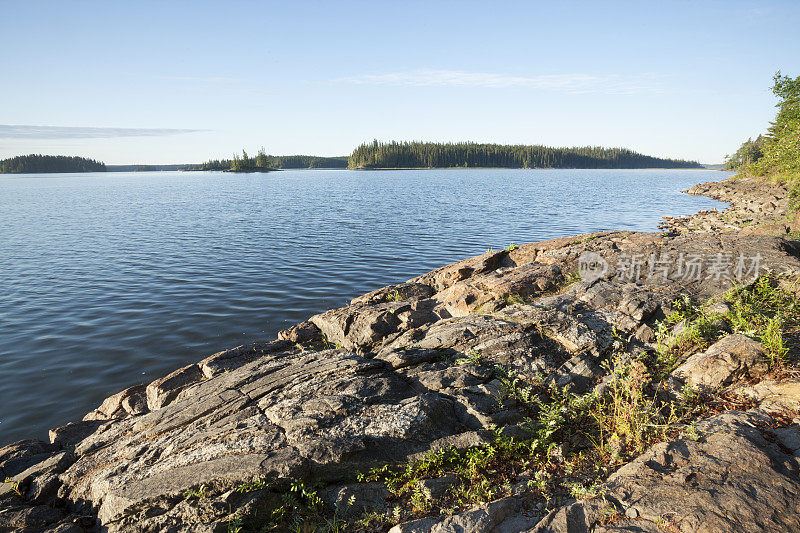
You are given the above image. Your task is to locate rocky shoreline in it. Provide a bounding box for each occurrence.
[3,175,800,532]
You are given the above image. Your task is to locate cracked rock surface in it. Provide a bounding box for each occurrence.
[2,177,800,532]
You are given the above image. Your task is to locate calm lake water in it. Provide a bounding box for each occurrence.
[0,169,728,444]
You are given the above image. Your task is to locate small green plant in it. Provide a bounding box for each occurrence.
[683,421,701,442]
[386,289,402,302]
[356,509,393,529]
[227,515,243,533]
[183,484,208,500]
[506,243,519,252]
[724,275,799,366]
[495,364,536,405]
[680,382,699,407]
[567,481,599,500]
[320,333,344,351]
[3,478,22,497]
[226,478,335,531]
[598,499,623,525]
[235,478,269,494]
[591,353,682,461]
[408,482,432,512]
[524,385,597,454]
[653,275,799,375]
[455,349,485,366]
[504,293,526,306]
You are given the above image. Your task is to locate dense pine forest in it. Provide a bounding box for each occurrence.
[347,141,702,169]
[725,71,800,209]
[723,135,767,170]
[0,154,106,173]
[725,72,799,177]
[190,149,348,171]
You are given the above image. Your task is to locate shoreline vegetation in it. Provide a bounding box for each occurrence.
[186,149,349,172]
[1,144,705,175]
[194,143,703,173]
[723,71,800,203]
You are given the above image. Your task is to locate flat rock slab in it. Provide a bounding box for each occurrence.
[531,410,800,533]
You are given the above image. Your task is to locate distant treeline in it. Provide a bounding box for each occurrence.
[347,141,702,169]
[0,154,106,173]
[107,164,191,172]
[190,149,348,172]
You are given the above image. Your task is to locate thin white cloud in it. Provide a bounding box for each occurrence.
[0,125,204,140]
[337,69,662,95]
[161,76,246,83]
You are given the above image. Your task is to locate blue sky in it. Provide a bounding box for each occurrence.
[1,0,799,164]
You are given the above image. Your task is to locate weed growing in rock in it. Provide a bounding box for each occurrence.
[225,276,797,531]
[495,365,536,405]
[356,432,547,519]
[591,354,681,460]
[655,274,799,373]
[2,478,22,497]
[455,349,486,366]
[225,479,333,532]
[320,333,343,351]
[183,484,208,500]
[499,272,581,309]
[569,234,600,245]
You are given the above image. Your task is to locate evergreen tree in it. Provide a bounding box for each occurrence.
[0,154,106,173]
[742,71,800,177]
[347,141,700,169]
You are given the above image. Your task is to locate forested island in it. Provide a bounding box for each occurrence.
[346,141,703,169]
[190,149,348,172]
[193,142,701,173]
[0,154,106,173]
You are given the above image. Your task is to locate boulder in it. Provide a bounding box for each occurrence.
[309,300,439,352]
[668,334,768,394]
[89,383,147,419]
[350,282,435,306]
[0,440,58,479]
[10,451,72,484]
[319,481,390,518]
[530,411,800,532]
[277,321,322,344]
[49,420,104,448]
[734,378,800,414]
[145,363,205,410]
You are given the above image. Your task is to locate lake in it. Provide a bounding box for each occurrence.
[0,168,727,444]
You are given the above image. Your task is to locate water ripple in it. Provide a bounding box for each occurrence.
[0,168,727,443]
